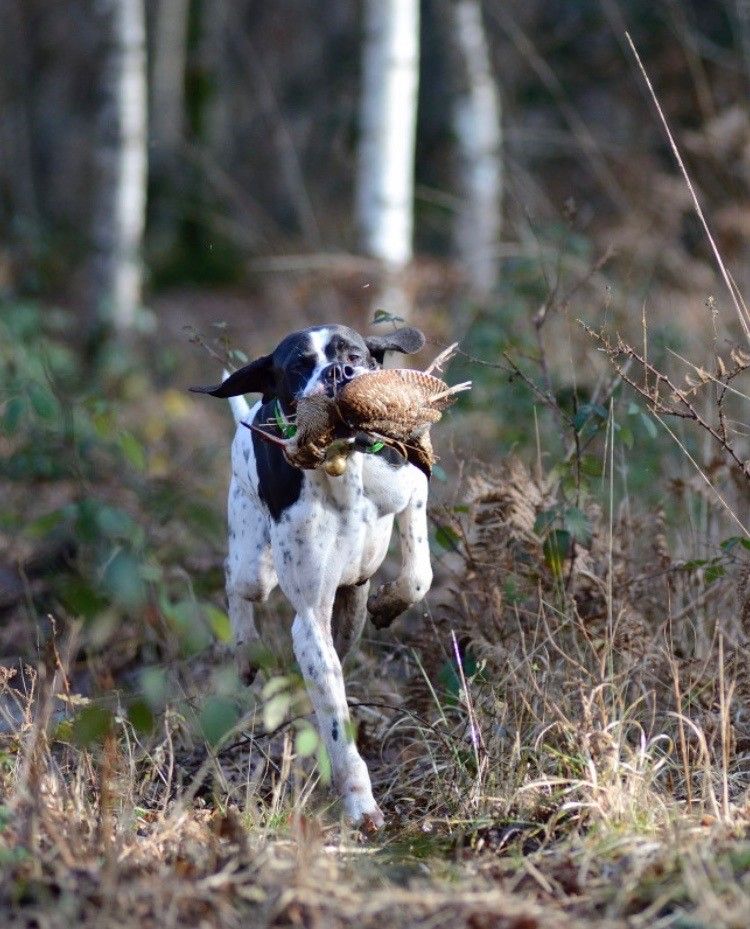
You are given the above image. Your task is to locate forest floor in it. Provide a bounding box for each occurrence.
[3,567,750,929]
[2,290,750,928]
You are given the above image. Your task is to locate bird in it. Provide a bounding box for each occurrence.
[248,343,471,476]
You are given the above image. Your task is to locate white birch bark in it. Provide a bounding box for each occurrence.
[151,0,189,161]
[91,0,148,331]
[450,0,502,300]
[355,0,420,317]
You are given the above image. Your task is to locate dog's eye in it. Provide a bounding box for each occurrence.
[347,353,362,364]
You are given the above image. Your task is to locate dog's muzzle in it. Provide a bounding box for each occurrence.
[321,362,357,396]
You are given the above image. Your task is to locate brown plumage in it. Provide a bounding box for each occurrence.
[286,394,338,469]
[253,345,471,474]
[338,369,463,439]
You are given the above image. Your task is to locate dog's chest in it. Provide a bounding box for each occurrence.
[235,422,416,586]
[326,452,413,515]
[304,454,411,584]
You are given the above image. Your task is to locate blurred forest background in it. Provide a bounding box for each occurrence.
[4,2,750,927]
[5,0,750,329]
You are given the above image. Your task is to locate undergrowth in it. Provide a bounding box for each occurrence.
[2,293,750,928]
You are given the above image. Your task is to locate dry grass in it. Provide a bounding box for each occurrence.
[3,447,750,929]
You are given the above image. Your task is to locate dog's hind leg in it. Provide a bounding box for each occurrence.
[331,581,369,662]
[226,477,278,683]
[368,470,433,629]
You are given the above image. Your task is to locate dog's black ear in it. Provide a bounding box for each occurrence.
[365,327,425,364]
[189,355,274,398]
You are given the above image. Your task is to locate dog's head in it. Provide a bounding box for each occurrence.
[190,324,425,409]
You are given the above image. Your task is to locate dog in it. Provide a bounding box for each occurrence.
[191,324,434,829]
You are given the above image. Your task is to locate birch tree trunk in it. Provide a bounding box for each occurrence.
[151,0,189,163]
[355,0,420,320]
[450,0,502,301]
[90,0,148,331]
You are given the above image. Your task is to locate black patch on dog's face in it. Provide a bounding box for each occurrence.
[272,325,376,410]
[270,332,320,408]
[322,328,375,366]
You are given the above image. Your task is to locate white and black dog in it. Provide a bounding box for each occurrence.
[192,324,433,829]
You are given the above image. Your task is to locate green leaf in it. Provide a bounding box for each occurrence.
[543,529,571,577]
[140,667,169,708]
[534,507,561,536]
[72,704,112,746]
[127,699,154,735]
[438,660,461,701]
[139,562,163,582]
[573,402,607,433]
[432,464,447,482]
[52,719,74,744]
[59,577,107,620]
[434,525,461,550]
[273,400,297,438]
[92,410,115,439]
[705,563,726,585]
[161,597,212,656]
[3,396,26,435]
[102,550,147,610]
[721,536,743,552]
[204,604,232,643]
[295,726,319,757]
[95,505,136,541]
[262,676,291,700]
[639,411,658,438]
[316,741,332,784]
[719,536,750,552]
[367,441,385,454]
[263,692,291,731]
[372,309,405,326]
[118,431,146,470]
[563,507,592,545]
[27,382,58,420]
[618,424,634,449]
[199,696,239,747]
[0,804,12,830]
[25,508,67,538]
[579,455,603,477]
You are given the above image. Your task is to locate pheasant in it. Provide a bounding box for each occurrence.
[249,344,471,476]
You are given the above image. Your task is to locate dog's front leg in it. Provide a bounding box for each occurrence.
[291,609,384,829]
[368,470,433,629]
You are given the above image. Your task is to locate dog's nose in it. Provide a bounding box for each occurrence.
[322,363,356,386]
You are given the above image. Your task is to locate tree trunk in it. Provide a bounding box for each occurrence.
[450,0,502,301]
[0,0,39,281]
[355,0,420,320]
[90,0,148,332]
[151,0,189,163]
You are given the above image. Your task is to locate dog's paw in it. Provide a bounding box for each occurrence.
[359,806,386,834]
[367,582,409,629]
[345,794,385,832]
